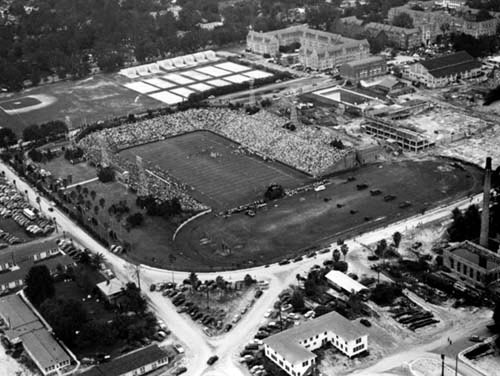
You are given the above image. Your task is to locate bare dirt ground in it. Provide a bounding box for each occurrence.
[0,346,36,376]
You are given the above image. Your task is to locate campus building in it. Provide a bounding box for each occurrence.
[407,51,481,88]
[363,23,421,50]
[443,241,500,288]
[0,239,75,294]
[246,26,370,70]
[263,311,368,376]
[388,1,499,44]
[339,56,387,82]
[0,294,73,375]
[80,345,169,376]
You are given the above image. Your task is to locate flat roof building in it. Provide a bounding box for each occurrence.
[0,294,72,375]
[80,345,169,376]
[96,277,125,304]
[263,311,368,376]
[325,270,367,294]
[339,56,388,83]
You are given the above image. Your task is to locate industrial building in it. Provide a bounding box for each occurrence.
[407,51,482,88]
[263,311,368,376]
[325,270,368,294]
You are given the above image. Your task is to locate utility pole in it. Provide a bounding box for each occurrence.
[136,266,141,291]
[455,354,458,376]
[441,354,445,376]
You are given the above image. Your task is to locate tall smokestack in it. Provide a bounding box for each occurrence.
[480,157,492,248]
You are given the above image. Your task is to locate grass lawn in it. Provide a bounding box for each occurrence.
[41,157,97,185]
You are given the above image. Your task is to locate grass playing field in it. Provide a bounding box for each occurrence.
[0,75,162,135]
[119,131,310,209]
[174,158,483,270]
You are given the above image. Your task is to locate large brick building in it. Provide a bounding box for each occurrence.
[247,26,370,70]
[364,22,422,49]
[443,240,500,288]
[339,56,388,82]
[388,1,499,43]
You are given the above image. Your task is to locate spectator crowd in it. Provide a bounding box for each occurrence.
[79,107,350,209]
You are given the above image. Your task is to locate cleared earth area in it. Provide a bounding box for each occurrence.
[174,158,483,270]
[119,131,309,209]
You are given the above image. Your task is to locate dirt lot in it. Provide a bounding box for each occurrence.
[175,158,483,270]
[41,157,97,185]
[119,131,309,209]
[470,351,500,376]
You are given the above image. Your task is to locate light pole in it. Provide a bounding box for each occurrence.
[441,354,445,376]
[455,354,458,376]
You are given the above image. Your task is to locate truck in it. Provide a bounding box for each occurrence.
[23,208,36,221]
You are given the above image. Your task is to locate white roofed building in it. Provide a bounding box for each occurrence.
[263,311,368,376]
[325,270,368,294]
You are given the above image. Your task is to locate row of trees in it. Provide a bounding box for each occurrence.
[22,120,68,142]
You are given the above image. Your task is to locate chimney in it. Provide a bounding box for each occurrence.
[480,157,492,248]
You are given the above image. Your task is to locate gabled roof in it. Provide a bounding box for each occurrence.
[80,345,168,376]
[419,51,481,78]
[325,270,367,293]
[365,22,420,35]
[263,311,366,364]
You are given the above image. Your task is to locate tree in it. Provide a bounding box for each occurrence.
[371,282,402,306]
[97,167,115,183]
[392,12,413,28]
[25,265,55,306]
[189,272,199,291]
[0,128,17,148]
[393,232,402,248]
[244,274,254,286]
[99,198,106,208]
[332,248,341,262]
[215,275,226,291]
[23,124,43,142]
[90,190,96,201]
[493,301,500,332]
[119,283,147,314]
[126,212,144,228]
[290,289,305,311]
[341,244,349,260]
[264,184,285,201]
[91,252,106,269]
[39,298,88,346]
[376,239,388,257]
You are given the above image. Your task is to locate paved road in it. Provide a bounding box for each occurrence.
[1,162,489,376]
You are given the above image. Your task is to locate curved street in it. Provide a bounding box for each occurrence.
[1,162,489,376]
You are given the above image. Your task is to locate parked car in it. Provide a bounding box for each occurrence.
[469,335,485,343]
[207,355,219,365]
[173,344,185,354]
[360,319,372,327]
[174,367,187,375]
[255,290,263,298]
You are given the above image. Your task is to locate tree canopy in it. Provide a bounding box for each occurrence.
[25,265,55,306]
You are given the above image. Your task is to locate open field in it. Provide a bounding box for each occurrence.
[174,159,483,270]
[0,75,162,135]
[41,157,97,185]
[119,131,309,209]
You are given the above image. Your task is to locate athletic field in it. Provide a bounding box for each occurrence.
[119,131,310,209]
[0,75,162,135]
[173,159,484,270]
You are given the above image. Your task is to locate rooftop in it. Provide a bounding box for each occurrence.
[263,311,366,364]
[343,56,386,68]
[0,238,60,265]
[0,294,71,370]
[80,345,168,376]
[448,240,500,271]
[419,51,481,78]
[365,22,420,34]
[97,278,124,297]
[325,270,367,293]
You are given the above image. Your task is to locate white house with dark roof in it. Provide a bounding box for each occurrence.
[263,311,368,376]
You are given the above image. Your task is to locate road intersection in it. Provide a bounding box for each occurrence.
[1,162,489,376]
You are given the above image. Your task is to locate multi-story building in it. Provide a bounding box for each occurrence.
[389,1,499,43]
[80,345,169,376]
[263,311,368,376]
[407,50,481,87]
[339,56,388,82]
[0,239,75,294]
[0,294,73,376]
[364,22,422,49]
[247,26,370,70]
[443,240,500,288]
